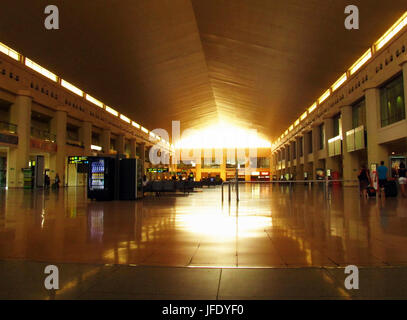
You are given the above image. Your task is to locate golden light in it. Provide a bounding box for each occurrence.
[174,123,271,149]
[332,73,347,92]
[25,58,57,82]
[120,114,131,123]
[105,106,118,116]
[86,94,103,108]
[375,12,407,51]
[308,103,317,114]
[350,49,372,75]
[289,125,294,131]
[300,111,308,120]
[61,79,83,96]
[318,89,331,104]
[0,42,19,60]
[132,121,140,129]
[141,127,149,134]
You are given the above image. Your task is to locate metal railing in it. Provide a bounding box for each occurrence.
[0,121,17,134]
[30,127,56,143]
[221,178,359,203]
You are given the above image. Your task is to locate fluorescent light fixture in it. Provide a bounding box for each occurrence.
[332,73,347,92]
[91,145,102,151]
[149,132,156,138]
[120,114,131,123]
[0,42,19,60]
[141,127,149,134]
[284,130,288,136]
[309,102,318,113]
[318,90,330,104]
[132,121,140,129]
[350,49,372,75]
[61,79,83,96]
[86,94,103,108]
[25,58,57,82]
[300,111,308,120]
[289,125,294,132]
[375,12,407,51]
[294,119,300,126]
[105,106,118,116]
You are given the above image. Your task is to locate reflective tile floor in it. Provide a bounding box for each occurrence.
[0,185,407,299]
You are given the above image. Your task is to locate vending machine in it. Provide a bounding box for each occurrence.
[119,158,143,200]
[87,157,116,201]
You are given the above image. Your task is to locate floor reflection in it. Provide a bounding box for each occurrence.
[0,185,406,267]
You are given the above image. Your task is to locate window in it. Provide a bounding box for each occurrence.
[380,74,405,127]
[352,99,366,129]
[333,114,341,137]
[256,157,270,169]
[309,132,313,154]
[319,124,325,150]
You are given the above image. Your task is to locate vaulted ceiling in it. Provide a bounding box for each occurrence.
[0,0,406,141]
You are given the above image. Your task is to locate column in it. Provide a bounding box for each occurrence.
[101,129,111,154]
[290,140,296,178]
[140,142,146,176]
[324,117,337,172]
[220,148,227,181]
[402,61,407,117]
[129,139,137,158]
[80,121,92,156]
[341,105,359,187]
[8,91,32,188]
[365,88,387,166]
[50,110,67,185]
[295,136,303,180]
[117,134,125,155]
[303,131,312,177]
[312,126,320,179]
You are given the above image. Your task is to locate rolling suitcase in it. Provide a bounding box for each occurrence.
[384,180,398,198]
[366,186,376,198]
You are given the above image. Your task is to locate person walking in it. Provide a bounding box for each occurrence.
[358,164,371,199]
[398,162,406,197]
[376,161,388,198]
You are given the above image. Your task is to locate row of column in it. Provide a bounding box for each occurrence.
[7,90,148,188]
[272,61,407,185]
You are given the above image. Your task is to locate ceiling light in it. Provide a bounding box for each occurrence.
[318,90,330,104]
[132,121,140,129]
[25,58,57,82]
[120,114,131,123]
[141,127,149,134]
[375,12,407,51]
[105,106,118,116]
[0,42,19,60]
[86,94,103,108]
[61,79,83,96]
[332,73,347,92]
[350,49,372,75]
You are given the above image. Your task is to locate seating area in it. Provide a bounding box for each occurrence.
[143,178,223,196]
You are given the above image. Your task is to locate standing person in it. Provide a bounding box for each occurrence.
[44,173,50,189]
[358,164,371,198]
[376,161,388,198]
[398,162,406,197]
[55,173,60,189]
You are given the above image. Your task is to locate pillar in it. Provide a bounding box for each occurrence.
[312,126,320,178]
[80,121,92,156]
[117,134,125,155]
[140,142,146,175]
[220,148,227,181]
[341,105,359,186]
[324,117,338,172]
[8,91,32,188]
[295,136,303,179]
[101,129,111,154]
[129,139,137,158]
[402,61,407,117]
[365,88,387,167]
[50,110,67,185]
[303,131,312,177]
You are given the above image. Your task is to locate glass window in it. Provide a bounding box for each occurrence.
[333,114,341,137]
[352,99,366,128]
[319,124,325,150]
[309,132,313,154]
[380,74,405,127]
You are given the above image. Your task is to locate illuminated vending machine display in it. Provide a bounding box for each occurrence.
[87,157,115,201]
[90,159,105,190]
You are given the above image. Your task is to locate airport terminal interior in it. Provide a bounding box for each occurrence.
[0,1,407,300]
